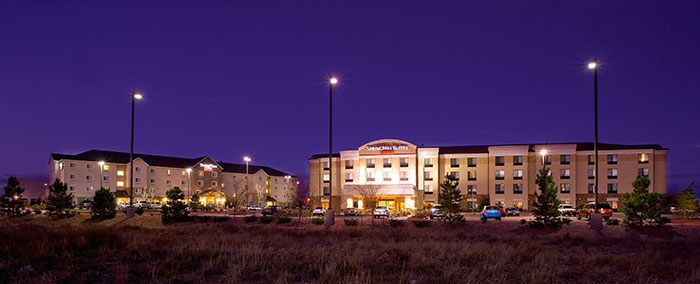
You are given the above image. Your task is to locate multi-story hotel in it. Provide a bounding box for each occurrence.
[49,150,297,207]
[309,139,667,211]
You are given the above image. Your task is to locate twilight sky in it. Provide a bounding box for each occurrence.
[1,1,698,193]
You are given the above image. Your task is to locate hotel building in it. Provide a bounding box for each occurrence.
[309,139,667,211]
[49,150,297,207]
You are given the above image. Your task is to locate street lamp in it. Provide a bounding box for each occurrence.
[98,161,105,189]
[128,91,142,218]
[243,156,251,205]
[589,59,600,212]
[327,76,338,227]
[186,168,192,197]
[538,149,548,168]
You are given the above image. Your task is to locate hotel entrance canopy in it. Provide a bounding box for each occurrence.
[343,184,416,196]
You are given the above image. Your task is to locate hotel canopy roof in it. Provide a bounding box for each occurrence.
[51,150,294,177]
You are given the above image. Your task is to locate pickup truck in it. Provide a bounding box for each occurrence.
[558,204,577,216]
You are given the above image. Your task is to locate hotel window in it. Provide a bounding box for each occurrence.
[588,169,595,179]
[560,183,571,193]
[69,174,76,180]
[513,170,523,180]
[383,158,392,167]
[150,179,156,184]
[366,171,376,181]
[588,184,595,194]
[467,185,477,194]
[197,180,204,186]
[117,170,124,176]
[513,184,523,194]
[86,164,93,170]
[467,158,477,167]
[400,158,409,167]
[400,171,409,181]
[323,186,330,195]
[450,158,459,167]
[425,184,433,194]
[69,163,76,168]
[135,177,141,183]
[323,174,329,182]
[345,172,354,182]
[103,176,109,181]
[543,155,552,165]
[607,154,618,164]
[69,186,75,192]
[607,183,618,193]
[607,168,618,179]
[345,160,354,169]
[86,175,92,181]
[166,180,172,185]
[181,180,186,185]
[588,155,595,165]
[322,161,329,170]
[495,184,505,194]
[167,170,171,176]
[150,169,156,174]
[495,170,504,180]
[638,168,649,177]
[102,165,109,171]
[86,186,94,192]
[468,171,477,181]
[116,181,125,187]
[367,159,375,168]
[560,155,571,165]
[495,156,505,166]
[560,169,570,179]
[212,172,218,178]
[513,156,523,166]
[424,170,433,181]
[449,171,459,180]
[383,171,392,182]
[424,158,433,167]
[135,167,141,172]
[198,171,204,177]
[212,181,217,187]
[638,153,649,164]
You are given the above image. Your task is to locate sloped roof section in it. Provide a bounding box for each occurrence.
[218,162,293,177]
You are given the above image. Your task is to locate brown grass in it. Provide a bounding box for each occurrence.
[1,215,700,283]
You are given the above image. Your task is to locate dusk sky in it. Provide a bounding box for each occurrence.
[1,1,698,193]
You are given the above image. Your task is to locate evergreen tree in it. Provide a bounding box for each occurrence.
[46,178,74,217]
[530,166,564,228]
[190,193,202,210]
[677,183,698,221]
[91,187,116,219]
[622,175,664,226]
[438,174,464,223]
[161,187,190,223]
[2,176,26,217]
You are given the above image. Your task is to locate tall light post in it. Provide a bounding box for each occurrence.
[128,92,142,218]
[186,168,192,197]
[98,161,105,189]
[539,149,548,170]
[244,156,251,205]
[327,76,338,227]
[588,60,599,211]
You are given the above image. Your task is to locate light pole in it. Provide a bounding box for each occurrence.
[98,161,105,189]
[327,76,338,227]
[588,59,603,231]
[128,92,142,218]
[186,168,192,197]
[539,149,548,170]
[244,156,251,205]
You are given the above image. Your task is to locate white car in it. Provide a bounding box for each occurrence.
[116,202,130,210]
[151,201,163,209]
[558,204,576,216]
[373,206,392,218]
[247,206,262,212]
[135,200,151,209]
[312,206,326,216]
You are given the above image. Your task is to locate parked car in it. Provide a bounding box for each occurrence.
[262,205,279,216]
[373,206,392,218]
[343,207,358,216]
[79,199,93,209]
[312,206,326,216]
[135,200,151,209]
[497,206,507,217]
[247,206,262,212]
[151,201,163,209]
[577,203,614,220]
[116,202,130,210]
[661,206,677,214]
[429,204,444,219]
[558,204,577,216]
[505,207,520,217]
[481,205,502,221]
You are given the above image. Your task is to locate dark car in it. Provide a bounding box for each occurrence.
[343,207,357,216]
[262,205,279,216]
[79,199,93,209]
[505,207,520,216]
[430,204,444,219]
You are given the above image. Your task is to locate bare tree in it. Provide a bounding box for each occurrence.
[356,183,383,224]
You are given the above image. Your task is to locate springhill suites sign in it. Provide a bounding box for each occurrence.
[366,144,410,154]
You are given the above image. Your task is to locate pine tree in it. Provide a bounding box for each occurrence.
[677,183,698,221]
[190,194,202,210]
[622,175,663,226]
[161,187,190,223]
[530,166,564,228]
[91,187,116,219]
[438,174,463,223]
[2,176,26,217]
[46,178,74,217]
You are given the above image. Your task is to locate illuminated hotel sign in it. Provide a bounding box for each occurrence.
[200,163,218,172]
[366,144,409,154]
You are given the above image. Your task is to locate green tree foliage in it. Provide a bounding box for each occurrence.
[90,187,116,219]
[46,178,74,217]
[438,174,464,223]
[161,187,190,223]
[622,175,664,226]
[1,176,26,217]
[530,166,565,228]
[676,183,698,221]
[189,193,203,210]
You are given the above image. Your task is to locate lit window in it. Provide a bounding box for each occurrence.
[117,170,125,176]
[468,171,477,181]
[323,174,329,182]
[638,168,649,177]
[399,171,408,181]
[560,169,571,179]
[198,171,203,177]
[495,170,504,180]
[560,183,570,193]
[103,165,109,171]
[167,170,171,175]
[181,171,186,176]
[588,155,595,165]
[513,170,523,179]
[117,181,125,187]
[86,186,93,192]
[638,153,649,163]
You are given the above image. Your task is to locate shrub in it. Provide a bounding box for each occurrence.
[196,216,212,222]
[606,218,620,226]
[622,175,664,226]
[260,216,275,223]
[245,215,258,223]
[213,216,229,223]
[135,207,144,216]
[1,176,26,217]
[344,219,359,226]
[413,220,431,228]
[277,216,292,223]
[46,179,74,218]
[33,207,42,215]
[413,209,428,219]
[161,187,190,223]
[520,219,527,225]
[312,217,324,225]
[389,219,404,227]
[90,187,116,219]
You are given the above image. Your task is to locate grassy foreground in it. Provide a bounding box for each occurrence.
[1,215,700,283]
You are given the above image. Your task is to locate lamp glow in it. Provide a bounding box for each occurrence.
[588,62,597,69]
[186,168,192,173]
[330,77,338,85]
[539,149,548,156]
[133,93,143,99]
[98,161,105,166]
[244,156,251,162]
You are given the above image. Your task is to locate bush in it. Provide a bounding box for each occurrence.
[245,215,258,223]
[412,220,431,228]
[413,209,428,219]
[389,219,404,227]
[344,219,359,226]
[135,207,144,216]
[213,216,229,223]
[90,187,116,219]
[312,217,324,225]
[196,216,212,222]
[520,219,527,225]
[277,216,292,223]
[606,218,620,226]
[33,207,42,215]
[260,216,275,223]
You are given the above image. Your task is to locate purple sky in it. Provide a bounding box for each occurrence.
[1,1,698,193]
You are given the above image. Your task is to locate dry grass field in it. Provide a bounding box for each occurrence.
[1,215,699,284]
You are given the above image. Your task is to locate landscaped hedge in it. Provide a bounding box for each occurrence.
[245,215,257,223]
[389,219,404,227]
[260,216,275,223]
[344,219,359,226]
[277,216,292,223]
[412,220,430,227]
[312,217,324,225]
